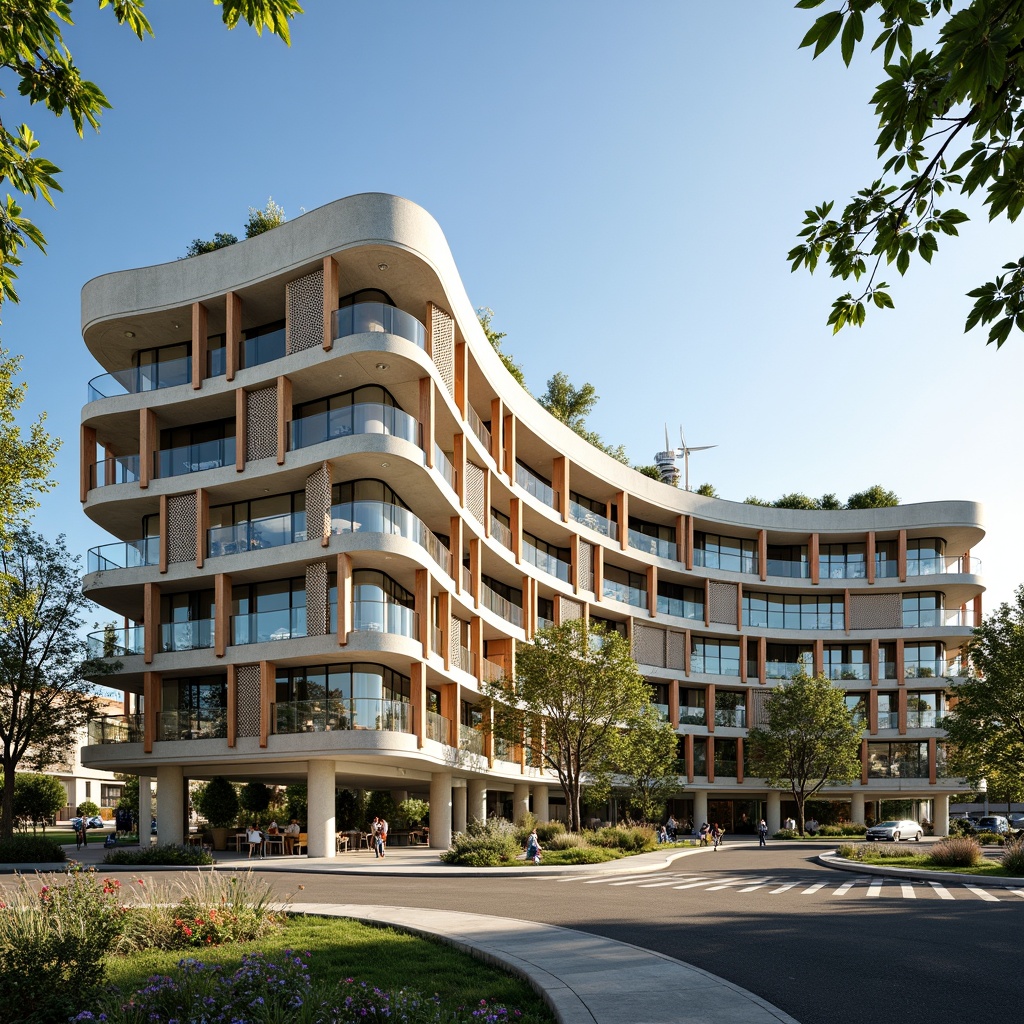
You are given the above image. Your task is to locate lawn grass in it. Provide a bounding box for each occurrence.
[837,853,1017,877]
[103,915,554,1021]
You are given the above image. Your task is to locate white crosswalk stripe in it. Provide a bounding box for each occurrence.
[802,883,825,895]
[963,884,999,902]
[1009,890,1024,899]
[929,881,955,900]
[737,878,776,892]
[584,873,650,885]
[673,876,725,890]
[637,876,703,888]
[866,879,883,897]
[832,877,868,895]
[769,881,805,894]
[705,877,749,891]
[901,883,917,899]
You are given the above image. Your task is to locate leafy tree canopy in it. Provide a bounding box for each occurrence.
[477,307,529,391]
[746,672,863,833]
[694,482,718,497]
[0,1,302,314]
[183,232,239,259]
[614,703,684,822]
[791,0,1024,347]
[943,586,1024,791]
[634,464,662,480]
[744,484,898,509]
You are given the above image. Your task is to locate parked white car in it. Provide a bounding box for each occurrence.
[865,819,924,842]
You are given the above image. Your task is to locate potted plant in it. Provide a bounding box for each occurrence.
[195,776,239,850]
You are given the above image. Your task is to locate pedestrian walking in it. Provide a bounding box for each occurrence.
[698,821,710,846]
[711,822,724,851]
[758,818,768,847]
[525,828,542,864]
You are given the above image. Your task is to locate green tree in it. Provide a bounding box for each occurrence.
[116,773,140,826]
[943,586,1024,793]
[76,798,100,817]
[484,619,650,832]
[194,776,240,828]
[183,231,238,258]
[694,482,718,497]
[13,771,65,831]
[476,307,528,390]
[540,372,629,465]
[790,1,1024,346]
[0,1,303,313]
[845,484,900,509]
[614,703,684,822]
[0,529,111,841]
[239,781,272,817]
[746,672,862,834]
[634,464,662,480]
[244,197,286,238]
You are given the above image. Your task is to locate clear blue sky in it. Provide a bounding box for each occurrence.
[4,1,1021,610]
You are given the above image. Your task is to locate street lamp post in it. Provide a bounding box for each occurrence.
[979,777,988,817]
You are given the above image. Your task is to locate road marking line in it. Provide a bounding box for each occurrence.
[801,883,825,895]
[704,877,749,891]
[866,879,883,897]
[963,885,999,902]
[609,876,667,886]
[833,877,869,895]
[637,876,702,888]
[672,876,726,890]
[584,874,649,885]
[901,883,917,899]
[929,882,954,900]
[737,878,777,892]
[1008,889,1024,899]
[769,881,805,894]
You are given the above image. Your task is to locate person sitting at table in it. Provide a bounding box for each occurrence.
[266,820,280,835]
[246,824,264,859]
[283,818,301,854]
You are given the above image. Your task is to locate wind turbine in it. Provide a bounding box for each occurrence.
[677,427,717,492]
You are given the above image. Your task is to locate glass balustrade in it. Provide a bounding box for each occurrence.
[568,500,617,540]
[825,663,871,680]
[878,661,899,680]
[457,646,476,675]
[466,406,491,451]
[274,697,411,735]
[766,558,810,579]
[515,464,559,511]
[461,565,473,595]
[156,437,235,479]
[91,455,141,489]
[627,529,677,560]
[332,302,425,348]
[905,709,938,728]
[434,445,457,490]
[232,608,307,645]
[460,723,485,755]
[537,615,554,631]
[290,403,419,450]
[652,703,670,723]
[944,608,977,627]
[426,710,449,744]
[820,561,867,580]
[87,354,195,402]
[88,714,145,744]
[479,583,523,626]
[875,560,900,578]
[88,537,159,572]
[351,599,418,639]
[714,760,738,777]
[656,595,702,620]
[602,579,647,608]
[693,549,758,574]
[481,657,504,682]
[209,511,306,557]
[87,626,145,658]
[679,706,706,725]
[330,500,450,575]
[764,662,809,680]
[879,712,900,729]
[160,619,215,652]
[490,515,513,551]
[714,708,747,728]
[158,708,227,741]
[904,661,945,679]
[522,541,571,583]
[494,736,514,761]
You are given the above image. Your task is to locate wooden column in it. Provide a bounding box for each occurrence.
[668,680,680,730]
[685,516,694,571]
[503,413,515,478]
[323,255,338,350]
[676,515,686,566]
[509,497,523,563]
[896,638,905,684]
[647,564,657,618]
[866,531,876,584]
[736,737,745,784]
[336,553,352,645]
[454,341,467,416]
[420,377,435,469]
[469,538,481,602]
[411,661,426,748]
[898,529,907,582]
[490,398,503,466]
[196,488,209,568]
[225,291,241,381]
[685,733,694,783]
[616,490,629,550]
[276,375,292,465]
[809,533,820,585]
[706,683,716,735]
[259,660,275,748]
[868,689,879,734]
[757,635,766,684]
[226,664,238,747]
[740,638,748,683]
[870,637,879,685]
[139,408,157,488]
[438,591,451,670]
[214,573,231,657]
[553,456,568,521]
[593,544,604,603]
[450,516,464,595]
[235,388,246,471]
[707,736,715,783]
[928,737,937,784]
[813,639,824,677]
[898,688,907,735]
[758,529,767,582]
[441,680,459,744]
[81,425,96,502]
[861,739,869,786]
[191,301,207,390]
[415,568,431,661]
[470,615,484,684]
[143,582,160,665]
[143,671,160,753]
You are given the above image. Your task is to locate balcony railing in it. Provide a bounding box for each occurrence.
[87,626,144,658]
[232,609,307,645]
[824,663,871,681]
[480,583,523,627]
[156,437,235,479]
[652,702,670,723]
[461,565,473,596]
[764,661,812,680]
[904,660,946,679]
[515,464,559,511]
[332,301,425,348]
[274,697,411,735]
[819,560,867,580]
[466,405,491,452]
[679,706,706,725]
[908,555,984,576]
[331,501,451,576]
[714,708,747,728]
[457,645,476,675]
[209,511,307,557]
[434,445,457,490]
[460,723,485,756]
[352,599,418,640]
[656,595,702,620]
[88,537,159,572]
[88,714,144,744]
[627,529,677,561]
[290,403,419,450]
[160,619,215,653]
[537,615,555,631]
[494,736,515,761]
[523,541,571,583]
[690,656,741,677]
[158,708,227,741]
[879,661,898,680]
[569,500,617,540]
[693,549,758,574]
[766,558,810,579]
[490,515,514,551]
[90,454,141,489]
[87,354,196,402]
[481,657,504,683]
[906,709,939,728]
[603,578,647,608]
[426,710,449,744]
[878,712,899,729]
[713,759,738,777]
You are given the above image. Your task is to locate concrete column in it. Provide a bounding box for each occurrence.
[766,790,781,835]
[139,775,154,840]
[513,783,531,823]
[452,785,468,834]
[156,765,184,846]
[467,779,487,822]
[693,789,708,830]
[307,759,336,858]
[429,771,453,849]
[533,785,550,823]
[851,792,866,825]
[933,793,950,837]
[390,790,408,806]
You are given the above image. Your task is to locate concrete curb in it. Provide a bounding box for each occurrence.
[286,903,802,1024]
[818,850,1024,888]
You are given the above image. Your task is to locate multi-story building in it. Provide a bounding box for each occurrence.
[79,193,984,854]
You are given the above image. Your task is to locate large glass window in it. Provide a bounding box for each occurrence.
[657,581,703,620]
[232,577,307,644]
[845,694,867,728]
[878,692,898,729]
[819,542,866,580]
[292,385,411,449]
[158,418,236,478]
[275,663,410,704]
[241,319,286,369]
[694,532,757,574]
[904,642,945,678]
[680,688,706,725]
[823,644,871,680]
[764,643,813,678]
[691,638,741,677]
[743,592,844,629]
[160,675,226,740]
[523,531,571,582]
[903,592,943,628]
[906,690,943,728]
[907,538,945,576]
[209,490,307,555]
[160,591,215,652]
[867,741,929,778]
[603,564,647,607]
[766,544,808,578]
[875,539,898,578]
[352,570,415,637]
[715,690,746,727]
[135,342,191,390]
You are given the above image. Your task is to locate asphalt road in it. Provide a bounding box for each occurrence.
[231,842,1021,1024]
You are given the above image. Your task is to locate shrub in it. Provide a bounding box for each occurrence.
[556,846,615,864]
[513,811,538,845]
[0,834,65,863]
[546,831,588,850]
[928,836,982,868]
[869,842,918,859]
[535,821,566,843]
[394,797,429,829]
[589,824,655,852]
[818,823,867,837]
[772,828,799,840]
[836,843,859,859]
[975,831,1004,845]
[77,800,101,818]
[440,818,521,866]
[948,817,975,837]
[195,777,240,829]
[103,843,214,867]
[1000,838,1024,874]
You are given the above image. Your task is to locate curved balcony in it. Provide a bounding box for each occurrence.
[156,437,235,479]
[515,464,559,511]
[331,501,451,576]
[88,538,159,573]
[88,714,144,744]
[87,626,144,658]
[290,403,419,451]
[332,302,425,348]
[351,598,418,640]
[523,540,571,583]
[628,529,677,561]
[87,354,194,402]
[274,697,412,735]
[232,609,307,645]
[161,619,214,653]
[158,708,227,741]
[480,582,523,627]
[426,710,450,744]
[602,578,647,609]
[824,663,871,681]
[209,511,307,557]
[460,723,485,755]
[568,500,617,541]
[90,455,141,489]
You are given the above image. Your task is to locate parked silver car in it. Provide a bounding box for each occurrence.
[865,819,924,842]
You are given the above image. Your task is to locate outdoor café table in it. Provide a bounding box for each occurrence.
[186,833,205,847]
[263,834,285,856]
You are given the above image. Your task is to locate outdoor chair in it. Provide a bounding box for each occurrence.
[293,832,308,855]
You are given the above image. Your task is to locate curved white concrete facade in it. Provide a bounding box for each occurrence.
[80,193,984,848]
